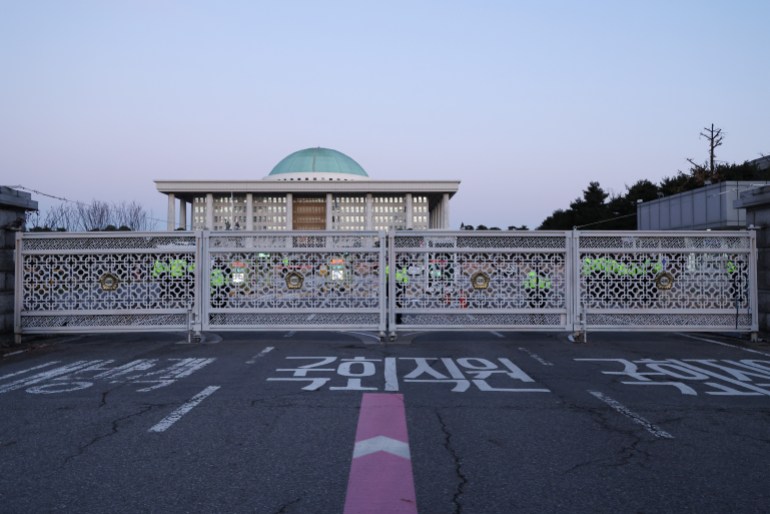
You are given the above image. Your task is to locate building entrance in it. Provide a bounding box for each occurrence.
[292,196,326,230]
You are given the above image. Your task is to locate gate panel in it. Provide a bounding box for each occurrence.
[576,231,758,332]
[15,232,199,335]
[389,232,572,334]
[202,231,386,334]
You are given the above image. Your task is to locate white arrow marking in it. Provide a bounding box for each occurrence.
[353,435,411,460]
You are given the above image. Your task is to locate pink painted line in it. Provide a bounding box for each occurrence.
[343,393,418,514]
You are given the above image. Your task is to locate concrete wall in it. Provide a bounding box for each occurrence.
[0,187,38,344]
[736,186,770,333]
[636,181,766,230]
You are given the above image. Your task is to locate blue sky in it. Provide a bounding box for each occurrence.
[2,0,768,229]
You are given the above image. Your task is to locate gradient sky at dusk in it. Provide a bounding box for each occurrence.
[2,1,769,229]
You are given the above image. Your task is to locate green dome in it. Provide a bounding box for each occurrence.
[268,147,368,178]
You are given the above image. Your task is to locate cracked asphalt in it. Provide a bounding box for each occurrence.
[1,330,769,513]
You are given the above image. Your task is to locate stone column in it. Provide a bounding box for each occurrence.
[205,194,214,230]
[286,193,293,230]
[246,193,254,231]
[365,194,373,230]
[442,193,450,229]
[326,193,333,230]
[178,200,187,230]
[405,193,413,230]
[167,194,176,231]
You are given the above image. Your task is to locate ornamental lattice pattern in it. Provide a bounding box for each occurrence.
[392,251,568,311]
[207,250,382,311]
[579,251,750,310]
[22,252,197,312]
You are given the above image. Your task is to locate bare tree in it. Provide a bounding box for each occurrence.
[702,123,724,174]
[29,199,153,232]
[42,203,78,231]
[114,201,151,231]
[688,123,724,182]
[76,200,112,231]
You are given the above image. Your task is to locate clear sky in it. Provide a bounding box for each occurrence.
[2,0,768,230]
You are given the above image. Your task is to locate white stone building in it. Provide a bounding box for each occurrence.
[156,147,460,231]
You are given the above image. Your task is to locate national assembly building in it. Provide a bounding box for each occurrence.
[155,147,460,231]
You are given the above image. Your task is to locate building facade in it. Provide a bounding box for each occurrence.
[636,181,770,230]
[156,148,460,231]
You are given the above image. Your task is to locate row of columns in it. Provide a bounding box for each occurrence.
[167,192,451,231]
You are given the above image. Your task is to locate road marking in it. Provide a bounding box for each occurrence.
[0,361,60,381]
[246,347,275,364]
[344,393,417,514]
[491,331,505,338]
[518,347,554,366]
[384,358,399,391]
[284,331,296,338]
[353,435,411,459]
[148,385,221,433]
[0,361,99,394]
[589,390,674,439]
[679,334,770,358]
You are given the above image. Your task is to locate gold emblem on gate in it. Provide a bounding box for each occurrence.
[99,273,120,291]
[471,272,490,290]
[286,271,304,290]
[654,271,674,290]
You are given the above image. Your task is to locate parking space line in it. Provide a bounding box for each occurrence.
[246,347,275,364]
[589,390,674,439]
[679,334,770,358]
[149,386,221,433]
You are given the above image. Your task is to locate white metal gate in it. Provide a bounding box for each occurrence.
[14,232,198,335]
[14,230,758,341]
[201,231,386,335]
[575,231,757,332]
[388,231,573,332]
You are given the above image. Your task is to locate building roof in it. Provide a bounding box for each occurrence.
[155,179,460,202]
[268,147,369,179]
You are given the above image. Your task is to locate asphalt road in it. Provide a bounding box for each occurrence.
[1,330,769,513]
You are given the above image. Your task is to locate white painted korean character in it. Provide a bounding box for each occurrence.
[25,360,115,394]
[576,358,698,395]
[131,358,216,392]
[455,358,549,392]
[267,356,337,391]
[330,356,381,391]
[400,357,470,392]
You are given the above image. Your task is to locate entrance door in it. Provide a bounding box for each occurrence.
[293,196,326,230]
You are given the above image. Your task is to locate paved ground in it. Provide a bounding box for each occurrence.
[1,330,769,513]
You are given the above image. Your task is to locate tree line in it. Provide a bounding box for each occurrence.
[538,160,766,230]
[28,200,152,232]
[538,125,767,230]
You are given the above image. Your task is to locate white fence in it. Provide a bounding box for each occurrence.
[15,230,758,341]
